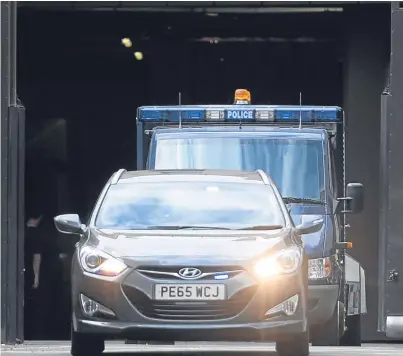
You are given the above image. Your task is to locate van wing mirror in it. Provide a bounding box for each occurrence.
[338,182,364,214]
[296,218,324,235]
[54,214,84,235]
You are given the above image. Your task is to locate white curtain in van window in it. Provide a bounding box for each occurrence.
[155,137,243,169]
[154,137,322,200]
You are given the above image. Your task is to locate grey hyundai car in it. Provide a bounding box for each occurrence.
[54,169,322,356]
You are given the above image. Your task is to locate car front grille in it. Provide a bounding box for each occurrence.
[136,266,243,281]
[122,285,257,321]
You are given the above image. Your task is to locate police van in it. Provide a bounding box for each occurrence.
[136,90,367,346]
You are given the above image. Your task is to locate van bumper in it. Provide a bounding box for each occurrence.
[307,284,339,326]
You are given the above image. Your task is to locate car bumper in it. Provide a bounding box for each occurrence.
[73,314,306,342]
[71,253,308,342]
[307,284,339,326]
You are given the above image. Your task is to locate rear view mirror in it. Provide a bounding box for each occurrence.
[345,182,364,213]
[296,218,324,235]
[54,214,84,235]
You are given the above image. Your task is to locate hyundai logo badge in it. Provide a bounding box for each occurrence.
[178,267,202,279]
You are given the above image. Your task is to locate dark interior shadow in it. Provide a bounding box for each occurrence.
[105,353,275,356]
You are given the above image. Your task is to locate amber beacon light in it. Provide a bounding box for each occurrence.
[234,89,251,104]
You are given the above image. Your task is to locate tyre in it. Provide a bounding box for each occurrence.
[146,341,175,345]
[71,326,104,356]
[276,330,310,356]
[311,301,345,346]
[125,340,175,345]
[340,314,361,346]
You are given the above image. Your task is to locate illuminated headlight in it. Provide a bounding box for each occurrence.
[206,109,225,120]
[255,110,275,121]
[265,294,299,317]
[308,257,331,280]
[254,247,302,278]
[80,294,115,318]
[79,246,128,277]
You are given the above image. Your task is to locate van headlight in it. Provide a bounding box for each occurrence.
[308,257,331,280]
[254,247,302,278]
[79,246,127,277]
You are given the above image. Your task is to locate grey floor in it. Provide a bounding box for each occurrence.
[1,342,403,356]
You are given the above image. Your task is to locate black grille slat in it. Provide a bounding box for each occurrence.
[138,266,242,273]
[149,312,234,319]
[152,300,243,306]
[152,303,237,310]
[150,309,234,316]
[153,309,228,315]
[152,303,238,312]
[139,272,217,281]
[122,285,257,321]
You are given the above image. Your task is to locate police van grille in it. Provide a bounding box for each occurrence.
[122,285,257,321]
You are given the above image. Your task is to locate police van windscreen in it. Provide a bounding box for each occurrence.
[153,137,325,202]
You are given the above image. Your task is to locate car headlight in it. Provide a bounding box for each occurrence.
[308,257,331,280]
[79,246,128,277]
[254,247,302,278]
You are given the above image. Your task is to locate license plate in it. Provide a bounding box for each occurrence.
[154,284,226,301]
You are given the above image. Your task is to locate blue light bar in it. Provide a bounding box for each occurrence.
[137,105,342,123]
[139,108,205,121]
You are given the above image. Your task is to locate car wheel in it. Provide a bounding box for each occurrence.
[125,340,175,345]
[71,326,104,356]
[276,330,310,356]
[146,341,175,345]
[311,301,344,346]
[340,314,361,346]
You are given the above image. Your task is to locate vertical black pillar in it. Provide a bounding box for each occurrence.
[0,1,7,344]
[343,5,390,341]
[1,1,24,344]
[382,2,403,339]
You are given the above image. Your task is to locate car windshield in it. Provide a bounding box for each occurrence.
[152,136,325,201]
[95,181,285,230]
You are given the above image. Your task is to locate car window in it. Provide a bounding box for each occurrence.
[95,181,285,231]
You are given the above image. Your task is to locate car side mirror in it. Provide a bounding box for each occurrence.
[54,214,85,235]
[296,218,324,235]
[337,182,364,214]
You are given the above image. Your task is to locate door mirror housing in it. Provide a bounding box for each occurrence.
[346,182,364,213]
[337,182,364,214]
[54,214,85,235]
[296,218,324,235]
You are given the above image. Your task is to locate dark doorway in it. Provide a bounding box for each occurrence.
[18,5,348,341]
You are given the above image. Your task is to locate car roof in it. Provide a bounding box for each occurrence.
[113,169,269,185]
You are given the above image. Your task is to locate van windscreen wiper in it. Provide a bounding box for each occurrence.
[282,197,324,205]
[237,225,283,231]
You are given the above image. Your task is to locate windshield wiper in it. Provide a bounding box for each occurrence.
[237,225,283,231]
[144,225,233,230]
[282,197,324,205]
